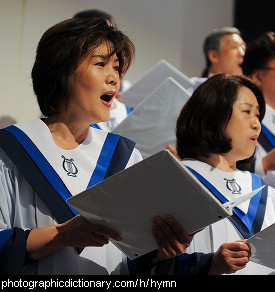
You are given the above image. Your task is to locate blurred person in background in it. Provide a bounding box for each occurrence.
[188,27,246,94]
[242,31,275,188]
[201,27,246,77]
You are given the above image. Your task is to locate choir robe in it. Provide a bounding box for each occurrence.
[182,158,275,275]
[0,118,141,275]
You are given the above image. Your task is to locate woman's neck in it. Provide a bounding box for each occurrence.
[44,115,90,150]
[197,153,237,172]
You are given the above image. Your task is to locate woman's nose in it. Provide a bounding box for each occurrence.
[251,116,261,130]
[106,68,119,85]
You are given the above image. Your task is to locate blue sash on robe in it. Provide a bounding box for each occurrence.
[185,166,268,238]
[0,125,136,222]
[259,123,275,153]
[0,124,136,274]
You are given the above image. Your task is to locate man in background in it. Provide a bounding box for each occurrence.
[201,27,246,77]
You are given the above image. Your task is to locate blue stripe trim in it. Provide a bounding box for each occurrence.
[176,252,213,275]
[0,229,14,253]
[3,126,78,216]
[90,123,101,130]
[87,132,120,188]
[228,178,267,238]
[126,105,133,115]
[104,136,135,179]
[127,251,155,275]
[186,166,228,204]
[176,253,193,275]
[261,123,275,148]
[185,166,262,232]
[0,228,27,274]
[239,173,262,231]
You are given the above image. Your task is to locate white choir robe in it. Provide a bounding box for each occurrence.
[182,158,275,275]
[0,119,142,275]
[92,99,133,132]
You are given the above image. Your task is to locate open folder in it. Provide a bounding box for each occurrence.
[67,150,262,260]
[121,59,194,108]
[113,77,191,159]
[247,223,275,269]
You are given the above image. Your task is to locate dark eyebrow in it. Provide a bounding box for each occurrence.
[241,102,259,110]
[92,54,119,63]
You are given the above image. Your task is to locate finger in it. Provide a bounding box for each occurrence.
[79,216,121,240]
[82,239,105,248]
[226,241,251,252]
[166,144,181,160]
[152,219,178,256]
[77,237,106,248]
[239,241,252,257]
[226,263,248,274]
[89,232,110,245]
[166,216,194,252]
[166,215,191,243]
[153,217,185,256]
[229,256,250,268]
[152,227,176,258]
[88,224,121,241]
[154,217,177,244]
[228,250,250,259]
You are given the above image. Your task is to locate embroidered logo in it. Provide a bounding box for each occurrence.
[224,178,241,194]
[62,155,78,177]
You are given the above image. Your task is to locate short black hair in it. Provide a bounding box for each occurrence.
[32,18,135,117]
[242,31,275,76]
[73,9,112,21]
[176,74,265,170]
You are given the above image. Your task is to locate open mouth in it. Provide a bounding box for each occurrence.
[250,136,258,143]
[100,94,113,103]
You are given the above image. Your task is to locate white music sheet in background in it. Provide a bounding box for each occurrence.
[112,77,191,159]
[122,59,194,108]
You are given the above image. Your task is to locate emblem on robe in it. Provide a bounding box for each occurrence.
[62,155,78,177]
[224,178,241,194]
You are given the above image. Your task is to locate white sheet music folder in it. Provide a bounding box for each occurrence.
[247,223,275,269]
[67,149,233,260]
[112,77,191,159]
[122,59,194,108]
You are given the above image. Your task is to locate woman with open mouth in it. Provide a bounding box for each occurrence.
[0,17,192,275]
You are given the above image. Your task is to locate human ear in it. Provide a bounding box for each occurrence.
[251,71,263,87]
[208,49,219,64]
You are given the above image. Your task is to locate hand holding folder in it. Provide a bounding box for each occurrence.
[67,150,262,260]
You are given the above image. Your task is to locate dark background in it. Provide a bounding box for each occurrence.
[234,0,275,43]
